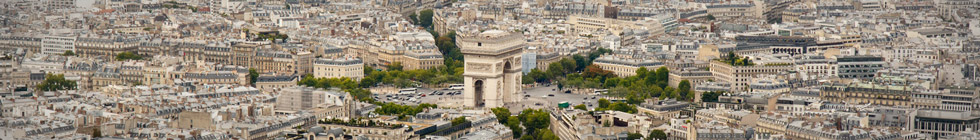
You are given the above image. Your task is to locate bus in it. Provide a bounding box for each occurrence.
[447,84,464,90]
[594,89,609,95]
[399,88,417,94]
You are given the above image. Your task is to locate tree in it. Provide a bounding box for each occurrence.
[115,52,143,61]
[408,13,419,24]
[36,74,76,91]
[573,55,588,71]
[451,116,469,126]
[678,80,692,101]
[387,62,403,71]
[647,130,667,140]
[654,67,669,88]
[536,128,559,140]
[627,132,643,140]
[419,9,434,28]
[491,107,511,124]
[248,68,259,86]
[525,69,547,83]
[701,91,724,102]
[508,116,523,138]
[598,98,611,108]
[706,14,716,20]
[601,102,638,113]
[636,67,649,78]
[574,104,588,110]
[583,65,615,79]
[519,109,551,135]
[559,58,576,74]
[727,51,737,65]
[63,50,75,56]
[546,63,564,79]
[661,87,675,99]
[649,86,664,98]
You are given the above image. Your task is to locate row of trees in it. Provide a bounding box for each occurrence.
[374,103,438,120]
[256,33,289,43]
[491,108,558,140]
[434,31,464,71]
[296,75,373,101]
[361,65,463,88]
[596,98,638,113]
[523,48,612,84]
[115,52,143,61]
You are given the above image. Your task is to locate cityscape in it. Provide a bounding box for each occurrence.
[1,0,980,140]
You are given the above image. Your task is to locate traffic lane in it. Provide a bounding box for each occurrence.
[522,86,600,109]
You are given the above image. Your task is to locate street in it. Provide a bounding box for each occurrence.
[372,86,603,112]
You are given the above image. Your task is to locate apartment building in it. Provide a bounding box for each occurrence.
[74,36,140,58]
[313,57,364,80]
[709,60,793,91]
[41,35,76,55]
[820,80,914,107]
[0,34,43,53]
[592,55,665,77]
[835,55,885,79]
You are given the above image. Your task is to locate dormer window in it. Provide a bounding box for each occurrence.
[478,42,482,46]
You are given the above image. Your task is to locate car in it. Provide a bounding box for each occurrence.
[588,104,593,107]
[591,96,596,99]
[525,95,531,97]
[385,95,392,97]
[548,94,555,97]
[564,90,571,93]
[584,97,588,100]
[421,94,426,97]
[535,103,543,106]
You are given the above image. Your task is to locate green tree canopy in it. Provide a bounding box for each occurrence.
[115,52,143,61]
[574,104,588,111]
[248,68,259,86]
[37,74,76,91]
[451,116,470,126]
[646,130,667,140]
[63,50,75,56]
[419,9,434,28]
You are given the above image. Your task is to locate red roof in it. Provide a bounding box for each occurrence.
[198,7,210,12]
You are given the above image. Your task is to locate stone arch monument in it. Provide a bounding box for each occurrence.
[458,30,524,108]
